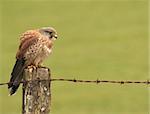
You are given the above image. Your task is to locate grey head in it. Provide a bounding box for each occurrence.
[39,27,58,39]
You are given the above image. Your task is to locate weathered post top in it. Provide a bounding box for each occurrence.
[22,67,51,114]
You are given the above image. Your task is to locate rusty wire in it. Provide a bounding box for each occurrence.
[0,78,150,86]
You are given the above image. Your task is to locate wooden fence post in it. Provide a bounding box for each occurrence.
[22,67,51,114]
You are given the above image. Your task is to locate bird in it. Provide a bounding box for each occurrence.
[8,27,58,95]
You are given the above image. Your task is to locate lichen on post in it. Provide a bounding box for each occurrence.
[22,67,51,114]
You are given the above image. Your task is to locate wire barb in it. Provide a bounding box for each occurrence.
[0,78,150,86]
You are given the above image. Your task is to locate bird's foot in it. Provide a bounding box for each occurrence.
[27,65,37,70]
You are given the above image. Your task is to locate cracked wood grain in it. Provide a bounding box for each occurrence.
[22,67,51,114]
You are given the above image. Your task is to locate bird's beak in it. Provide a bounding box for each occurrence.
[52,34,57,41]
[54,34,57,39]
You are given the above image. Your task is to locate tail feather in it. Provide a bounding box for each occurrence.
[8,58,25,95]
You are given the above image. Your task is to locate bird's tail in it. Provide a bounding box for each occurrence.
[8,58,26,95]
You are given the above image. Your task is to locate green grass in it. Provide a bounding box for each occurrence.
[0,0,148,114]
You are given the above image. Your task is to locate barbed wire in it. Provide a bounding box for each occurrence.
[51,78,150,85]
[0,78,150,86]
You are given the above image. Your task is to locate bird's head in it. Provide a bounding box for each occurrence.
[39,27,58,40]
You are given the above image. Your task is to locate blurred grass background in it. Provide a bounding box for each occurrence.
[0,0,148,114]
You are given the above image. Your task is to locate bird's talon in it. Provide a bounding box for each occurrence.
[27,65,37,70]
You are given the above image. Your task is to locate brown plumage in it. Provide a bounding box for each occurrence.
[8,27,58,95]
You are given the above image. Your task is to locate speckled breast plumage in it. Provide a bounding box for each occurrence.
[17,30,53,66]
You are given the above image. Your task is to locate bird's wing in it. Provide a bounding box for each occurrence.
[16,30,40,59]
[8,30,41,95]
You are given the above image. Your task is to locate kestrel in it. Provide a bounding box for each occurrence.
[8,27,58,95]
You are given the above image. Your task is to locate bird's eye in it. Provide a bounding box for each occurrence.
[45,30,52,34]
